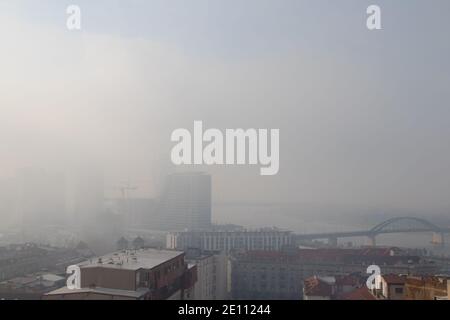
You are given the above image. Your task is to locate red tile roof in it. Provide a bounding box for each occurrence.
[303,276,333,297]
[339,287,377,300]
[382,274,407,285]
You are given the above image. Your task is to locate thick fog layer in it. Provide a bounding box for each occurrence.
[1,1,450,234]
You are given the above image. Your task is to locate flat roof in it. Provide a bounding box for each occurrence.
[45,286,149,299]
[78,248,184,271]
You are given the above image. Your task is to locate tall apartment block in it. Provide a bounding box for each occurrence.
[159,172,211,231]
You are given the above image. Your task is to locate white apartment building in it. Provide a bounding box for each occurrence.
[185,249,228,300]
[166,228,292,253]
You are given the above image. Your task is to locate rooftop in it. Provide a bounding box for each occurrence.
[382,274,407,285]
[236,247,411,264]
[41,274,65,282]
[303,275,361,297]
[78,248,184,271]
[405,275,449,287]
[45,286,149,299]
[173,227,291,235]
[303,277,333,297]
[339,287,377,300]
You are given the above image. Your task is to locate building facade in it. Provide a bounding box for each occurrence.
[159,172,211,231]
[377,275,407,300]
[404,276,449,300]
[185,248,229,300]
[303,275,362,300]
[167,228,292,253]
[44,248,196,300]
[230,248,437,300]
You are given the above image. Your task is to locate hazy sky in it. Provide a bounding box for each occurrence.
[1,1,450,211]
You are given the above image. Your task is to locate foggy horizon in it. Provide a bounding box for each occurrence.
[1,1,450,225]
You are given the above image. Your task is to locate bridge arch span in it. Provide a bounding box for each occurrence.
[369,217,441,234]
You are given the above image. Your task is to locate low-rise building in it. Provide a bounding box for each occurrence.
[0,243,94,282]
[404,276,448,300]
[43,248,196,300]
[339,286,377,300]
[448,279,450,300]
[0,273,65,300]
[231,247,433,300]
[303,275,361,300]
[377,274,407,300]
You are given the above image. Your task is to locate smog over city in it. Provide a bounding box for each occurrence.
[1,0,450,308]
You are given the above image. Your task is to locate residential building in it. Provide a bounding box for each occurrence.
[0,273,65,300]
[303,275,362,300]
[167,228,292,253]
[230,247,436,300]
[339,286,377,300]
[377,274,407,300]
[404,276,449,300]
[448,279,450,300]
[185,248,229,300]
[159,172,211,231]
[0,243,94,282]
[43,248,196,300]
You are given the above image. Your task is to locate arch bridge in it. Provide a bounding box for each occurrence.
[294,217,450,247]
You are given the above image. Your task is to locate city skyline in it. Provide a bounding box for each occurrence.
[1,0,450,305]
[1,1,450,212]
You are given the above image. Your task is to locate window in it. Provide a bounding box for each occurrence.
[395,287,404,294]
